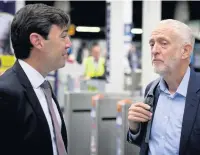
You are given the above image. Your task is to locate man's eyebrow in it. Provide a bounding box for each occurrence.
[149,37,169,44]
[60,29,68,35]
[149,39,154,44]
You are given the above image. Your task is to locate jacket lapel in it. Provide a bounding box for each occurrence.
[12,61,50,125]
[179,69,200,155]
[13,61,68,150]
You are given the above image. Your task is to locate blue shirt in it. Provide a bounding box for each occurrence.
[149,67,190,155]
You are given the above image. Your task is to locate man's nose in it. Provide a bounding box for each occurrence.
[151,43,160,55]
[65,37,72,48]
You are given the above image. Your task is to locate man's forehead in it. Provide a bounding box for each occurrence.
[150,25,176,39]
[153,24,174,34]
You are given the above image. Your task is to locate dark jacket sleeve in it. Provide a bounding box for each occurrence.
[0,88,22,154]
[127,81,153,147]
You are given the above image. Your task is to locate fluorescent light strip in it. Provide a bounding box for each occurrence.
[76,26,101,33]
[76,26,142,34]
[131,28,143,34]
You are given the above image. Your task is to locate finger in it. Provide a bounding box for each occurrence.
[129,106,152,117]
[128,115,149,123]
[128,111,151,120]
[129,102,151,111]
[134,106,152,117]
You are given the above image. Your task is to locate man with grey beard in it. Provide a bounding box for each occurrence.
[127,19,200,155]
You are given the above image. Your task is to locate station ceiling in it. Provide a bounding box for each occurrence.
[26,1,200,41]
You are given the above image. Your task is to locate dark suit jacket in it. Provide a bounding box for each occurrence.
[0,61,68,155]
[127,68,200,155]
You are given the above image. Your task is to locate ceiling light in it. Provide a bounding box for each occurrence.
[76,26,101,33]
[131,28,143,34]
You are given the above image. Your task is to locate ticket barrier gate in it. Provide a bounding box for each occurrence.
[65,92,97,155]
[64,92,130,155]
[90,96,133,155]
[116,99,140,155]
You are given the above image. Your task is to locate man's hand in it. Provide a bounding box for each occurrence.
[128,102,152,132]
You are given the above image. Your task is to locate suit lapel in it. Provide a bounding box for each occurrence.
[12,61,50,125]
[13,61,68,149]
[179,69,200,155]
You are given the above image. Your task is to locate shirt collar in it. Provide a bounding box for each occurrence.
[159,67,190,97]
[18,59,45,89]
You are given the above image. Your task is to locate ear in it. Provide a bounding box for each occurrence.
[29,33,44,49]
[181,44,192,59]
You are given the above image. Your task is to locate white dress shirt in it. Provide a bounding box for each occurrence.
[18,59,61,155]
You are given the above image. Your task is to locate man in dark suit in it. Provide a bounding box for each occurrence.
[127,19,200,155]
[0,4,71,155]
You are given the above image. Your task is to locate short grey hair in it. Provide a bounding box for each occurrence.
[160,19,195,52]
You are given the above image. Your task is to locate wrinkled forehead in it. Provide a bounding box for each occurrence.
[150,24,179,41]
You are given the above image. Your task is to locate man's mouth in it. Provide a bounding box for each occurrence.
[153,59,163,63]
[62,50,68,56]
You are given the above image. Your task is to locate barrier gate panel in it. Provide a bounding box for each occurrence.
[123,104,140,155]
[64,93,131,155]
[65,92,97,155]
[116,98,141,155]
[98,98,119,155]
[91,97,131,155]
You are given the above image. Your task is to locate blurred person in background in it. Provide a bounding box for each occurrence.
[0,12,14,55]
[127,19,200,155]
[0,4,71,155]
[83,42,106,80]
[127,43,141,71]
[76,41,87,64]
